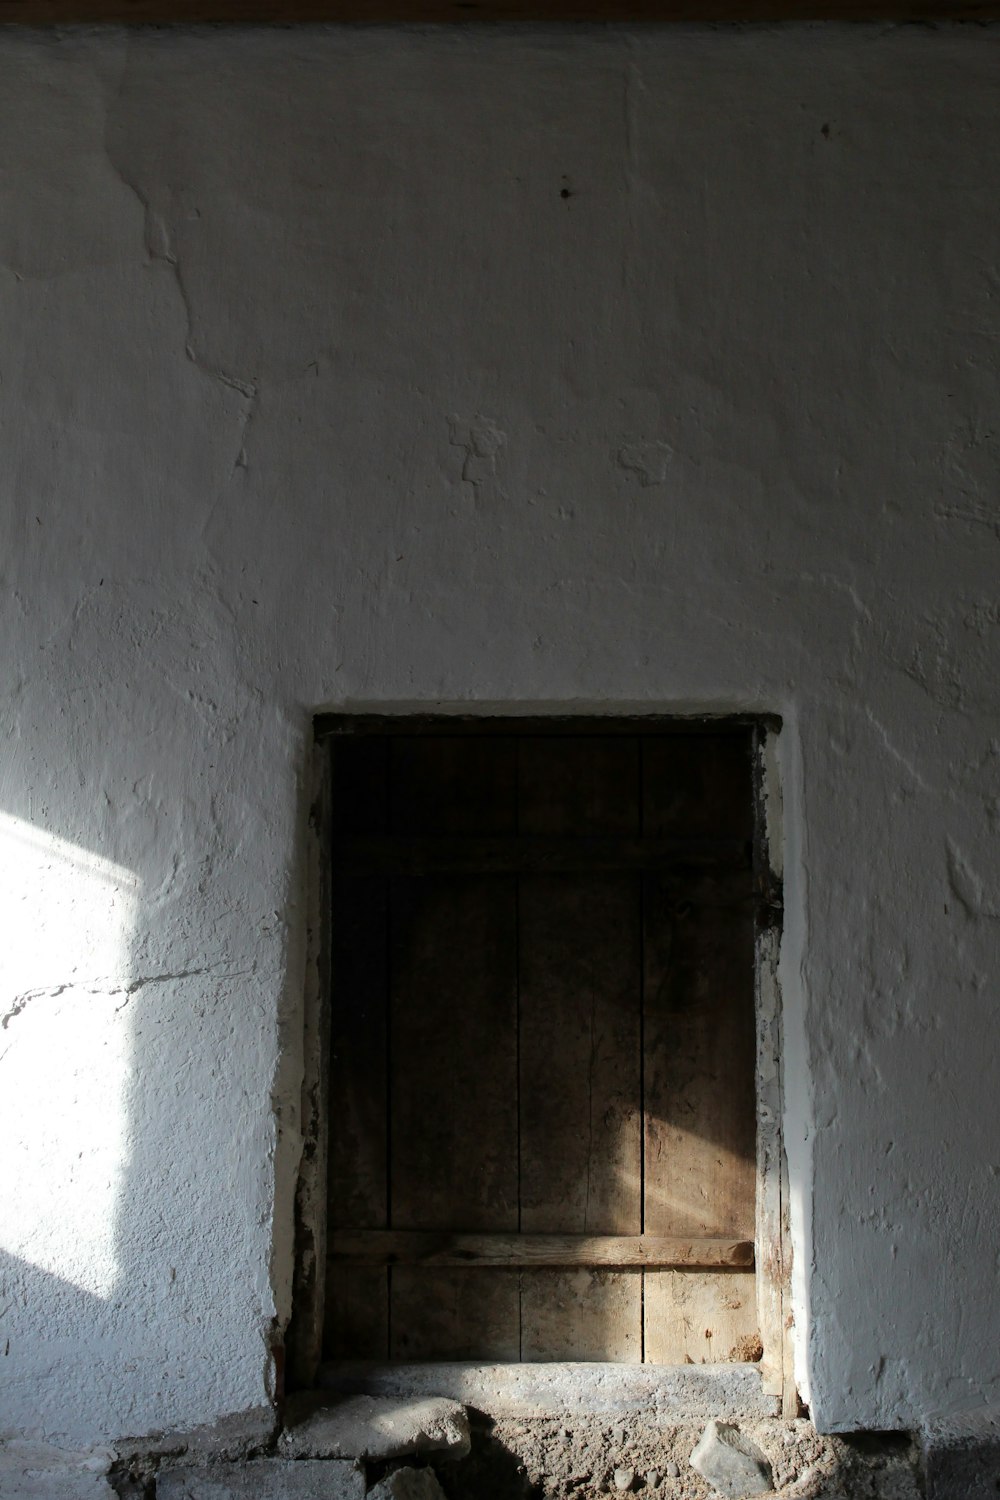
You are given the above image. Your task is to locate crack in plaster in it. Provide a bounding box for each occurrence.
[1,966,255,1034]
[100,91,260,474]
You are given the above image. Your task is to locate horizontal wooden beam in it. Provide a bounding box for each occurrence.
[333,833,752,876]
[329,1231,755,1269]
[0,0,993,19]
[318,715,769,740]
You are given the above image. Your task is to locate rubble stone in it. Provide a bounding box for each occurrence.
[280,1394,469,1462]
[920,1405,1000,1500]
[365,1466,447,1500]
[156,1458,364,1499]
[613,1467,635,1491]
[0,1441,115,1500]
[690,1420,773,1497]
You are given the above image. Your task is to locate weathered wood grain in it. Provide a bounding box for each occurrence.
[642,733,755,844]
[641,731,759,1363]
[389,877,519,1233]
[519,877,642,1238]
[389,1269,521,1360]
[388,736,520,1358]
[642,880,757,1241]
[517,737,641,839]
[518,737,643,1359]
[389,736,517,837]
[329,1231,755,1267]
[328,874,389,1234]
[644,1269,759,1364]
[325,736,391,1359]
[323,1258,388,1359]
[520,1269,643,1361]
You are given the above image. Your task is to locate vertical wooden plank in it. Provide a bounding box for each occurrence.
[753,727,794,1407]
[755,923,787,1392]
[643,887,756,1240]
[517,735,641,837]
[389,736,520,1358]
[390,1269,521,1361]
[643,890,757,1361]
[390,734,517,835]
[389,876,519,1229]
[324,1255,389,1359]
[642,731,758,1362]
[326,737,390,1358]
[643,1270,759,1365]
[325,874,390,1356]
[520,1271,642,1361]
[520,878,642,1234]
[288,742,332,1387]
[518,737,643,1361]
[641,732,755,843]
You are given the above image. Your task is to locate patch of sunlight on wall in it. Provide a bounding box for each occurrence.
[0,813,139,1298]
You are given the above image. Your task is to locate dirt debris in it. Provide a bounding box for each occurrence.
[433,1415,922,1500]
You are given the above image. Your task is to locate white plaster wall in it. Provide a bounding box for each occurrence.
[1,23,998,1445]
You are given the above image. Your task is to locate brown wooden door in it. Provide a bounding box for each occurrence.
[325,724,758,1363]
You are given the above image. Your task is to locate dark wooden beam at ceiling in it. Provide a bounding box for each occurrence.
[0,0,995,20]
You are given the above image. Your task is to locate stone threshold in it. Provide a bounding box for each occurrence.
[316,1361,781,1423]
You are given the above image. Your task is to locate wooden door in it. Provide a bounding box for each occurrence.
[325,723,758,1363]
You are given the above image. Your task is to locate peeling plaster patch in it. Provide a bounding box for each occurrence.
[616,441,673,486]
[233,389,260,473]
[946,841,1000,921]
[938,422,1000,532]
[963,600,1000,637]
[934,498,1000,537]
[143,207,174,265]
[448,416,507,493]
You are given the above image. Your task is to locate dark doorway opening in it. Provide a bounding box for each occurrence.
[317,717,768,1368]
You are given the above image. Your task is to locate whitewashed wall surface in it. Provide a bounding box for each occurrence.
[1,23,998,1451]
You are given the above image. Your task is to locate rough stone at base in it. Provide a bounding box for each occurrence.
[280,1394,470,1461]
[366,1466,447,1500]
[0,1473,113,1500]
[920,1405,1000,1500]
[0,1441,115,1500]
[156,1458,365,1499]
[690,1420,774,1497]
